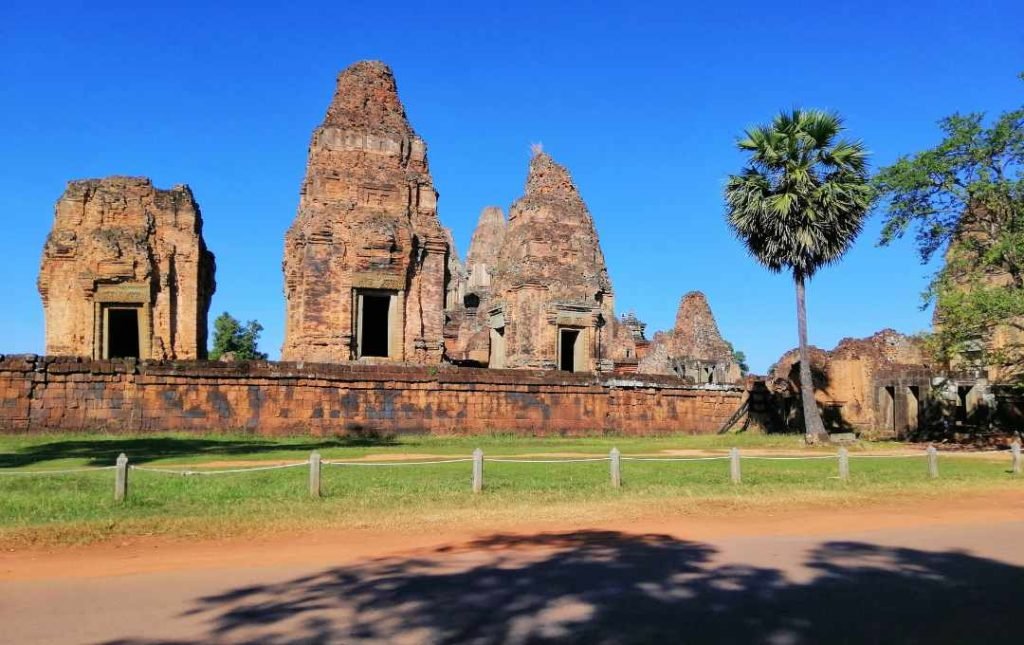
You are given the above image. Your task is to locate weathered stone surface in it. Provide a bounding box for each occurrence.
[282,60,449,364]
[443,206,506,365]
[488,150,615,371]
[936,206,1024,381]
[0,355,744,435]
[769,329,932,435]
[639,292,740,383]
[443,227,466,310]
[37,177,216,360]
[607,312,649,373]
[465,206,506,296]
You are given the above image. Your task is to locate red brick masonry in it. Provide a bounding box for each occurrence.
[0,355,744,435]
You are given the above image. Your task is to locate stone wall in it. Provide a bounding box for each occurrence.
[0,355,744,435]
[769,329,935,437]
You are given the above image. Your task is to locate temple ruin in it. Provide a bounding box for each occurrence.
[936,205,1024,382]
[486,151,616,372]
[770,327,942,440]
[606,312,650,374]
[282,60,449,364]
[443,206,507,365]
[639,292,741,384]
[37,177,216,361]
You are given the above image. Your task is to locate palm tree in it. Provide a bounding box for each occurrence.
[725,110,871,443]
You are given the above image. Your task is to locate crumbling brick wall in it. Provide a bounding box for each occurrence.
[0,356,744,435]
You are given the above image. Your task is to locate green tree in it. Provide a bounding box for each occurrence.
[725,110,872,443]
[209,312,268,361]
[726,341,749,375]
[874,86,1024,377]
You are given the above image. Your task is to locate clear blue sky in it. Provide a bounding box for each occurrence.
[1,1,1021,372]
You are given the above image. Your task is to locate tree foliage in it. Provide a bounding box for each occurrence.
[725,109,872,442]
[725,109,873,280]
[210,312,268,361]
[726,341,749,375]
[874,84,1024,376]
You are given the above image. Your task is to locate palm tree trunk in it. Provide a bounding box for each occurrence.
[795,273,829,444]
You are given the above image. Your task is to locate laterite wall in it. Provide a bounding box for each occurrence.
[0,355,745,435]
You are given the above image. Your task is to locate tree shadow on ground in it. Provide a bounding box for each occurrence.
[104,530,1023,644]
[0,433,398,468]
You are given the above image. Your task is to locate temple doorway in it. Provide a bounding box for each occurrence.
[489,326,506,368]
[357,290,394,358]
[559,328,580,372]
[105,307,140,359]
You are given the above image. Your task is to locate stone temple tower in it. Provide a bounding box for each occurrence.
[38,177,216,360]
[638,291,742,384]
[488,150,615,371]
[282,61,449,363]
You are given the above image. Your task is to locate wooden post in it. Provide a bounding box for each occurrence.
[309,451,321,498]
[114,453,128,502]
[1011,440,1021,475]
[927,445,939,479]
[472,448,483,493]
[730,447,741,484]
[838,446,850,481]
[610,448,621,488]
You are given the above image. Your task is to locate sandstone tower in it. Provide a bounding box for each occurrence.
[282,61,449,363]
[38,177,216,360]
[464,206,507,301]
[442,206,508,365]
[639,291,740,383]
[487,151,615,371]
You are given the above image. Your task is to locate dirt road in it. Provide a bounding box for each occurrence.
[2,491,1023,644]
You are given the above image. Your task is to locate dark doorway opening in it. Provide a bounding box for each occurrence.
[560,329,579,372]
[360,294,391,358]
[881,385,896,435]
[906,385,921,437]
[957,386,972,424]
[463,293,480,309]
[107,308,140,359]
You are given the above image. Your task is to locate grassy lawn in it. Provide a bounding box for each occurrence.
[0,433,1019,547]
[0,432,904,469]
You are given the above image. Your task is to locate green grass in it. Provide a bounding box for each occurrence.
[0,433,1018,547]
[0,431,899,470]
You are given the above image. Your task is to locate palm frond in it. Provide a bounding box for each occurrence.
[725,109,871,278]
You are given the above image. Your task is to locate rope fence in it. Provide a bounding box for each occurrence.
[131,462,308,476]
[0,465,117,476]
[619,456,729,462]
[323,458,474,467]
[485,457,611,463]
[1,440,1019,502]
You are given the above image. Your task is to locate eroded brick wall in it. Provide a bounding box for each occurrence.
[0,356,744,435]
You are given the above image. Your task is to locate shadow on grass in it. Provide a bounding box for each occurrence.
[102,530,1022,644]
[0,434,398,468]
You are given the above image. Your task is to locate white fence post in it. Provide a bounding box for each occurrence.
[309,451,322,498]
[1011,440,1021,475]
[114,453,128,502]
[610,448,621,488]
[927,445,939,479]
[838,446,850,481]
[730,447,741,484]
[472,448,483,493]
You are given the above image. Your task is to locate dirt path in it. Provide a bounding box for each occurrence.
[2,490,1022,643]
[2,488,1022,581]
